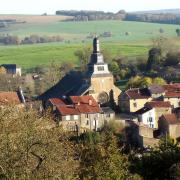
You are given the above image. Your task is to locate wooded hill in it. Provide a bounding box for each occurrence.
[56,9,180,25]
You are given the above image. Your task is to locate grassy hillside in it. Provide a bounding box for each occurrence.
[1,20,179,43]
[0,19,179,71]
[0,42,149,71]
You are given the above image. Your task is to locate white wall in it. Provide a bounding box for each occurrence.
[139,108,156,128]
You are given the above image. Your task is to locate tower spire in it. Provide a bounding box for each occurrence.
[93,36,100,53]
[87,37,110,75]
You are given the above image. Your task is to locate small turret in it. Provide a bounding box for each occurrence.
[93,37,100,53]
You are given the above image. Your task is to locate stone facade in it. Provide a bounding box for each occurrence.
[84,37,121,106]
[47,96,115,132]
[159,114,180,141]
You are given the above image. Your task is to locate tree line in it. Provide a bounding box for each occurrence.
[56,10,180,25]
[56,10,126,21]
[0,34,64,45]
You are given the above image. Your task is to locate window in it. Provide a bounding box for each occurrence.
[66,115,70,120]
[106,114,111,118]
[93,120,98,126]
[85,114,89,118]
[74,115,78,120]
[86,120,89,125]
[97,66,104,71]
[133,103,137,108]
[149,117,153,123]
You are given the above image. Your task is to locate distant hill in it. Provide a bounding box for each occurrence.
[56,9,180,25]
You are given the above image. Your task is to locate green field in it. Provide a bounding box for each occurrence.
[0,20,179,71]
[0,42,149,71]
[2,20,180,43]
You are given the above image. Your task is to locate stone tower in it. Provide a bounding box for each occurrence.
[85,37,121,106]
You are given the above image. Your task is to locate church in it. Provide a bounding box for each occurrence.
[38,37,121,107]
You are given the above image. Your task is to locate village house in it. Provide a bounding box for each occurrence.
[163,84,180,109]
[145,101,172,128]
[159,113,180,141]
[148,84,165,99]
[120,88,152,113]
[135,101,172,129]
[47,95,115,132]
[1,64,22,76]
[120,83,180,113]
[135,107,155,128]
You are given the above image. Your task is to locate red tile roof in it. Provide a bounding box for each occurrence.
[49,98,66,106]
[163,83,180,91]
[54,96,101,116]
[0,92,21,105]
[146,101,171,108]
[76,104,101,114]
[126,88,151,99]
[163,83,180,98]
[165,92,180,98]
[70,96,98,106]
[56,106,79,116]
[161,114,180,124]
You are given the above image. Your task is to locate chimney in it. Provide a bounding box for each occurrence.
[89,99,92,106]
[137,88,140,94]
[18,87,26,103]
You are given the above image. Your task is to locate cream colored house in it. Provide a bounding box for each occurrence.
[163,84,180,109]
[120,88,152,113]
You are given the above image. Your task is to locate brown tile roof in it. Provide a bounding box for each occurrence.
[53,95,101,116]
[163,83,180,91]
[56,106,80,116]
[146,101,171,108]
[76,104,101,114]
[126,88,151,99]
[161,114,180,124]
[163,83,180,98]
[165,92,180,98]
[70,96,98,106]
[0,92,21,105]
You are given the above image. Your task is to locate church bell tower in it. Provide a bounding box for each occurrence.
[87,37,110,76]
[85,37,121,106]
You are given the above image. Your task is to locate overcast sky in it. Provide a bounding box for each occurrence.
[1,0,180,14]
